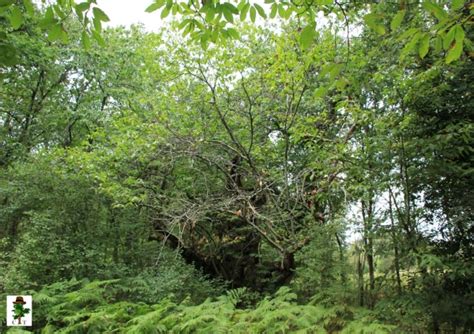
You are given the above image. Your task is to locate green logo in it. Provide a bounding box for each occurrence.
[7,295,32,327]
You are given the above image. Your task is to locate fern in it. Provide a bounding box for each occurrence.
[225,287,248,307]
[125,299,176,334]
[29,280,402,333]
[341,321,395,333]
[6,329,33,334]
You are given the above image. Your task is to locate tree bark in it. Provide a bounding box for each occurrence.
[357,246,365,307]
[389,194,402,295]
[362,199,375,308]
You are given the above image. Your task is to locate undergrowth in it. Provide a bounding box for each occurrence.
[1,279,395,333]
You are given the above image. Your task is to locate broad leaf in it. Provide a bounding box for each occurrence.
[390,10,405,31]
[240,3,250,21]
[452,0,464,10]
[93,7,110,22]
[299,24,315,49]
[446,40,463,63]
[423,1,447,21]
[145,0,165,13]
[418,34,430,59]
[250,6,256,22]
[254,4,266,18]
[9,6,23,29]
[443,25,456,50]
[48,24,63,41]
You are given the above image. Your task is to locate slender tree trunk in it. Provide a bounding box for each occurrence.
[389,194,402,295]
[357,246,365,307]
[335,233,346,284]
[362,200,375,308]
[399,133,417,252]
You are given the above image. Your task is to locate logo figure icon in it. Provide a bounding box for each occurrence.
[6,295,32,327]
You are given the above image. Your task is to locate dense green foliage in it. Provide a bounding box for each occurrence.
[1,1,472,63]
[1,279,396,333]
[1,1,473,333]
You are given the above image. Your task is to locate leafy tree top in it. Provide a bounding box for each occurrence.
[0,0,472,65]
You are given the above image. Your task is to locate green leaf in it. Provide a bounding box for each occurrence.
[39,6,56,28]
[270,3,277,18]
[452,0,464,10]
[299,24,315,49]
[145,0,165,13]
[319,63,341,79]
[240,3,250,21]
[75,2,89,13]
[335,78,348,90]
[401,32,421,58]
[254,4,266,18]
[363,13,377,26]
[250,6,256,22]
[277,4,285,17]
[48,24,63,41]
[173,4,181,15]
[364,13,385,35]
[443,25,465,63]
[54,4,66,19]
[223,3,239,14]
[93,17,102,32]
[328,63,343,79]
[200,33,209,49]
[93,7,110,22]
[282,6,292,19]
[171,4,179,16]
[446,39,463,63]
[205,7,215,22]
[184,21,194,36]
[23,0,34,16]
[375,24,386,35]
[223,7,234,23]
[92,29,105,46]
[390,10,405,31]
[434,35,443,53]
[423,1,447,20]
[443,25,456,50]
[161,6,170,18]
[399,27,418,41]
[418,34,430,58]
[454,25,465,43]
[313,86,328,99]
[9,6,23,29]
[178,18,191,29]
[82,31,91,50]
[226,28,239,39]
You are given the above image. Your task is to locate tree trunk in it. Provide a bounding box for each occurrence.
[335,233,346,284]
[362,200,375,308]
[389,194,402,295]
[357,246,365,307]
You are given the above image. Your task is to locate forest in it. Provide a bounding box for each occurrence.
[0,0,473,333]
